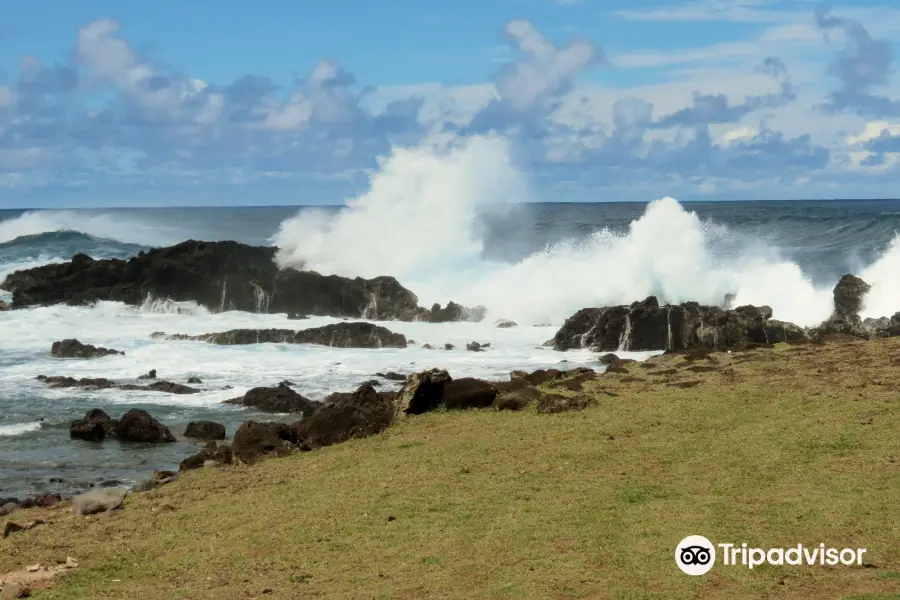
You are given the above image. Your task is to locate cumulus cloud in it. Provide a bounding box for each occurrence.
[815,7,900,117]
[0,10,897,203]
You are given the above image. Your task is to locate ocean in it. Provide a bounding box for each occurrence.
[2,197,900,499]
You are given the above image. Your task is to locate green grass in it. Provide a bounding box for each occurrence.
[3,338,900,599]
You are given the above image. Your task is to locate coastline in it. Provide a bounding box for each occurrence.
[3,335,900,598]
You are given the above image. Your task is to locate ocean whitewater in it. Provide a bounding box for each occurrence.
[2,135,900,500]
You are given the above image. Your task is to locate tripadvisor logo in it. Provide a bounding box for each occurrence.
[675,536,867,576]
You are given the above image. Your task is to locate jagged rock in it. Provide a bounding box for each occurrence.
[115,409,175,443]
[442,378,497,410]
[72,487,128,516]
[444,343,455,350]
[394,369,453,416]
[865,312,900,338]
[180,444,233,471]
[289,383,397,451]
[428,301,486,323]
[183,421,226,440]
[231,421,294,464]
[466,341,489,352]
[553,296,806,351]
[36,374,197,395]
[69,409,118,442]
[226,384,322,415]
[812,275,873,340]
[137,369,157,380]
[157,322,407,349]
[2,240,427,319]
[50,339,123,358]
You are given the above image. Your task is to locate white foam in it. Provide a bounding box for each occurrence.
[272,134,900,327]
[0,422,42,437]
[0,302,642,408]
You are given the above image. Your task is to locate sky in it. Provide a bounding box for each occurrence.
[2,0,900,207]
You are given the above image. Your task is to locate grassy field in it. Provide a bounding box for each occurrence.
[3,337,900,599]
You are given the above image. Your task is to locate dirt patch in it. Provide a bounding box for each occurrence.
[0,559,78,595]
[668,380,702,389]
[686,365,717,373]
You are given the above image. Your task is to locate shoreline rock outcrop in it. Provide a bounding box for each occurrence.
[154,322,407,349]
[69,408,174,443]
[37,375,199,395]
[1,240,486,322]
[51,339,123,359]
[552,296,808,352]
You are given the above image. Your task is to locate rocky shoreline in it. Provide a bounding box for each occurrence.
[3,239,900,526]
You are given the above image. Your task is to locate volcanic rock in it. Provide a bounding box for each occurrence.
[183,420,226,440]
[157,322,407,348]
[289,383,397,451]
[226,384,323,415]
[50,339,123,358]
[2,240,428,319]
[115,409,175,443]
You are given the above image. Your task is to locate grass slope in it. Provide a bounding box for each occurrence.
[3,337,900,599]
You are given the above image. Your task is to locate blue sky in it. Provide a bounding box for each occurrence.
[2,0,900,206]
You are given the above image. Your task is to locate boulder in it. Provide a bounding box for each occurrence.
[466,341,489,352]
[36,374,197,395]
[187,376,202,384]
[442,378,497,410]
[51,339,123,358]
[231,421,294,464]
[72,487,128,516]
[394,369,452,416]
[2,240,427,319]
[69,409,118,442]
[289,383,397,451]
[180,444,233,471]
[183,421,226,440]
[496,320,518,328]
[428,301,486,323]
[137,369,157,380]
[376,372,407,381]
[226,384,322,415]
[157,322,407,349]
[115,409,175,443]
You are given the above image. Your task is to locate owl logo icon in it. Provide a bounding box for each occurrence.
[675,535,716,575]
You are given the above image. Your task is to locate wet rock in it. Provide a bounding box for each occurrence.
[394,369,452,415]
[183,420,226,440]
[138,369,157,380]
[157,322,407,349]
[428,301,486,323]
[287,313,308,320]
[187,376,202,384]
[554,297,805,351]
[180,444,233,471]
[69,409,118,442]
[496,320,518,328]
[226,384,322,415]
[2,240,427,320]
[140,381,199,394]
[290,383,397,451]
[444,343,455,350]
[442,378,497,410]
[115,409,175,443]
[466,341,488,352]
[232,421,294,464]
[51,339,123,358]
[72,487,128,516]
